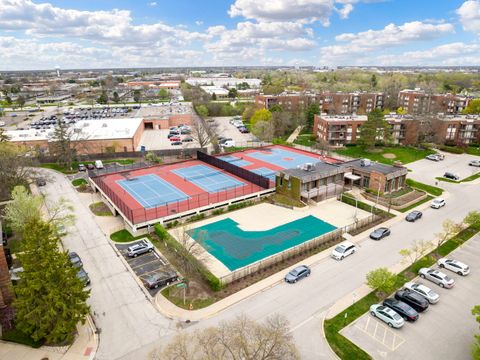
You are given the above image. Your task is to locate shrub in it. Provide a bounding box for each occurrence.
[212,208,225,215]
[187,213,205,223]
[227,201,254,212]
[165,220,179,229]
[439,145,464,154]
[344,143,357,147]
[154,224,169,240]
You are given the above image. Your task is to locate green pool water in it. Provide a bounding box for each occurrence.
[188,215,337,271]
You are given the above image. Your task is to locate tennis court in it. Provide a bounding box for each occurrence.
[218,155,252,167]
[117,174,190,209]
[250,167,277,181]
[172,164,245,193]
[188,215,337,271]
[246,147,321,169]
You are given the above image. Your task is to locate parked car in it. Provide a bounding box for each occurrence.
[443,172,459,181]
[68,252,83,268]
[86,163,95,170]
[171,141,182,146]
[418,268,455,288]
[36,178,46,186]
[331,241,356,260]
[182,137,193,142]
[95,160,104,169]
[219,137,232,144]
[238,126,249,133]
[431,198,446,209]
[77,267,91,286]
[222,140,236,147]
[127,239,154,257]
[143,271,178,289]
[169,136,181,142]
[437,258,470,276]
[405,210,422,222]
[404,282,440,303]
[0,121,6,126]
[394,289,429,312]
[426,154,441,161]
[369,227,391,240]
[56,224,67,236]
[284,265,311,283]
[469,160,480,167]
[383,298,419,322]
[78,163,87,171]
[369,304,405,328]
[167,133,178,138]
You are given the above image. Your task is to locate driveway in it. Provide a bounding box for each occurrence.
[211,116,257,146]
[341,234,480,360]
[408,152,480,185]
[39,169,175,360]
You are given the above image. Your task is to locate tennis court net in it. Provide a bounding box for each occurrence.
[184,170,225,181]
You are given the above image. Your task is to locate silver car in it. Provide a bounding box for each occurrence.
[404,281,440,303]
[127,239,154,257]
[370,304,405,328]
[419,267,455,288]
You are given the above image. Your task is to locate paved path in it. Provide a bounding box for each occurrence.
[286,125,303,143]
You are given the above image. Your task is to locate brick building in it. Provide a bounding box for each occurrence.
[432,114,480,145]
[255,91,384,114]
[398,89,470,115]
[313,113,419,146]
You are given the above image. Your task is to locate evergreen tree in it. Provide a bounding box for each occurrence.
[357,109,391,149]
[14,218,89,344]
[304,103,320,131]
[112,91,120,103]
[49,121,76,169]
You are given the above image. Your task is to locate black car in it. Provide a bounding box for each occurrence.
[86,164,95,170]
[167,133,177,138]
[143,271,178,289]
[78,163,87,171]
[406,210,422,222]
[443,172,459,181]
[68,252,83,268]
[383,298,419,322]
[284,265,311,283]
[394,289,429,312]
[238,126,249,133]
[369,227,391,240]
[171,141,182,146]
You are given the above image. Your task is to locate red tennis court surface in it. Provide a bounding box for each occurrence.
[91,159,266,225]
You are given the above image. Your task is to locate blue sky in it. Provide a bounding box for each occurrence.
[0,0,479,70]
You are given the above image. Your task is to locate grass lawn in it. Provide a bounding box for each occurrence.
[324,220,480,360]
[398,195,434,213]
[340,193,395,218]
[89,201,113,216]
[293,133,316,147]
[466,146,480,156]
[461,172,480,182]
[71,178,87,187]
[110,229,147,243]
[334,145,435,165]
[405,179,444,196]
[161,287,216,310]
[271,193,305,208]
[435,177,459,184]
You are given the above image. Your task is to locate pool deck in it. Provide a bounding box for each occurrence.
[169,198,372,279]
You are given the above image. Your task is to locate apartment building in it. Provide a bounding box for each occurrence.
[313,113,419,146]
[433,114,480,145]
[255,91,384,114]
[398,89,470,115]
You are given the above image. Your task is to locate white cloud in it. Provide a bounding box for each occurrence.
[148,2,157,6]
[319,20,455,64]
[457,0,480,34]
[195,20,204,26]
[229,0,364,26]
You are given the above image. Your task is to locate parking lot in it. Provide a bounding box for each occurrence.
[115,239,178,296]
[408,152,480,185]
[341,234,480,360]
[211,116,257,145]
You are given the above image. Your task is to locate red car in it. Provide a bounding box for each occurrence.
[169,136,181,142]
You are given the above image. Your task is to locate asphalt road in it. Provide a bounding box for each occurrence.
[40,153,480,360]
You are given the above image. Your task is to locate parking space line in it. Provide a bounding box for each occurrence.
[130,259,159,270]
[354,316,405,352]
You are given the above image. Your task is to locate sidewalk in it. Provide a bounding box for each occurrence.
[286,125,303,143]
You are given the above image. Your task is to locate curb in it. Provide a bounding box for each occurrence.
[86,315,99,360]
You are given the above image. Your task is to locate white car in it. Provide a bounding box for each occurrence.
[431,198,446,209]
[469,160,480,167]
[418,267,455,288]
[331,241,356,260]
[404,282,440,304]
[370,304,405,328]
[0,121,6,127]
[437,258,470,276]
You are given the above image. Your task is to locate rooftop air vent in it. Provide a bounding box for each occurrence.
[360,158,371,167]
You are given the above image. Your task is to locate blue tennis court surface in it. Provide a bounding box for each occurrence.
[250,167,276,181]
[246,147,320,169]
[172,164,245,193]
[218,155,252,167]
[188,215,337,271]
[117,174,190,208]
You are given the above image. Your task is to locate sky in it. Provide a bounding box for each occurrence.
[0,0,479,70]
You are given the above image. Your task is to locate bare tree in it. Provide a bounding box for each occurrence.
[434,219,462,255]
[252,120,275,142]
[190,118,214,149]
[151,314,300,360]
[399,239,433,267]
[172,227,205,276]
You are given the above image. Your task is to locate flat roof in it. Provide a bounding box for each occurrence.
[319,114,367,122]
[6,118,144,142]
[342,159,407,176]
[281,162,344,180]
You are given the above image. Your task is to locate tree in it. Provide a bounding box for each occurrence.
[145,151,162,164]
[464,211,480,228]
[250,109,272,127]
[473,305,480,360]
[190,118,211,148]
[97,91,108,104]
[14,218,89,344]
[0,128,10,142]
[49,121,76,169]
[434,219,462,255]
[151,314,299,360]
[242,105,256,122]
[211,92,217,100]
[112,91,120,104]
[133,90,142,103]
[17,95,26,109]
[304,103,320,131]
[252,120,275,141]
[399,239,433,267]
[195,104,209,118]
[5,96,12,105]
[371,74,378,89]
[366,267,397,296]
[159,89,170,100]
[270,104,283,113]
[237,82,250,90]
[228,88,238,99]
[463,99,480,114]
[396,107,407,115]
[356,109,391,149]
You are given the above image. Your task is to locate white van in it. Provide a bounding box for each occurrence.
[223,140,236,147]
[94,160,104,169]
